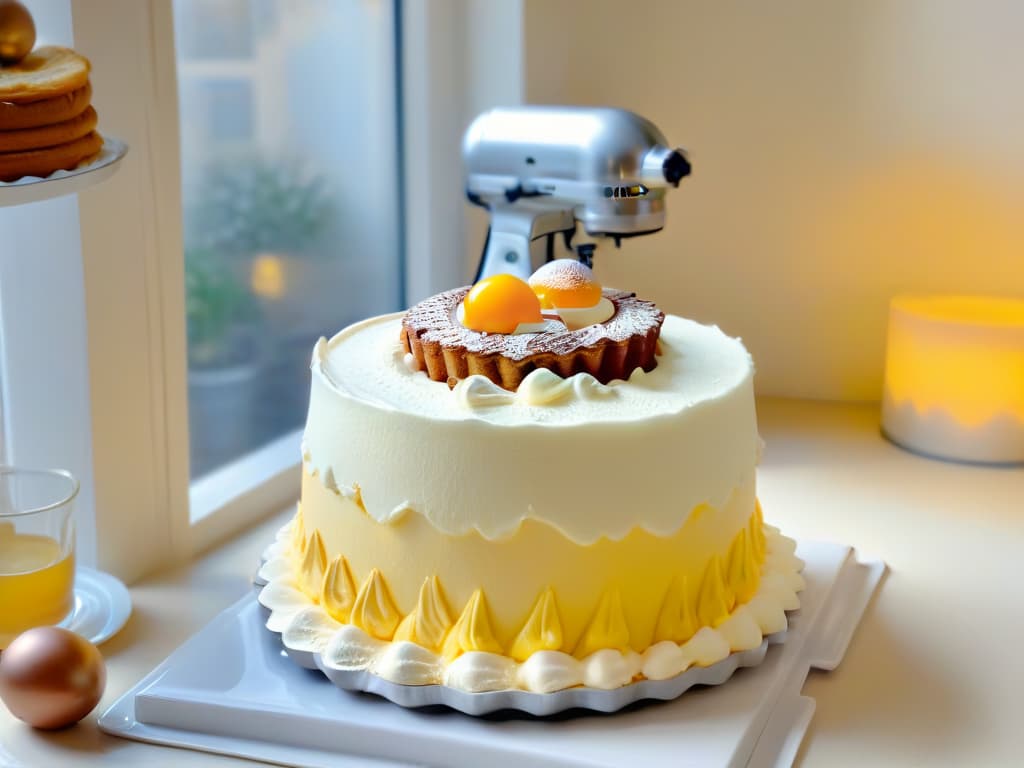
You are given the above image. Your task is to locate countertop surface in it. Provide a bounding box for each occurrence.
[2,398,1022,767]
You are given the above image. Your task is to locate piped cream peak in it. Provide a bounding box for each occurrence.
[697,555,733,628]
[351,568,402,640]
[393,575,453,652]
[653,574,699,645]
[442,589,503,661]
[321,555,357,623]
[574,589,630,659]
[510,587,564,661]
[728,528,759,605]
[300,529,327,600]
[751,500,767,561]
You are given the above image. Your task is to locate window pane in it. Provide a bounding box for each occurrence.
[0,376,5,466]
[174,0,402,479]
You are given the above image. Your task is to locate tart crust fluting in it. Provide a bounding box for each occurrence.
[402,286,664,391]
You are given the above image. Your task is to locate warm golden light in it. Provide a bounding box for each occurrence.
[251,253,286,299]
[882,295,1024,464]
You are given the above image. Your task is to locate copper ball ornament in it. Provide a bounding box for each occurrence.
[0,0,35,65]
[0,627,106,730]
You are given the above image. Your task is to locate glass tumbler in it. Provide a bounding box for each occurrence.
[0,466,78,649]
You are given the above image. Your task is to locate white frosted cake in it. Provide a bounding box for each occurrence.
[259,262,804,695]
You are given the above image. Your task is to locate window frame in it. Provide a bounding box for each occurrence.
[0,0,524,583]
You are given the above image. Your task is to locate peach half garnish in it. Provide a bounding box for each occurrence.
[458,273,548,334]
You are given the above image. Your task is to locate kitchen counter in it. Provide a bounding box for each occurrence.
[2,398,1022,767]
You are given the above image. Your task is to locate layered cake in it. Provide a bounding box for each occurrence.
[260,261,804,695]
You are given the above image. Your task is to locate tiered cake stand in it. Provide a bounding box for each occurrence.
[0,137,132,645]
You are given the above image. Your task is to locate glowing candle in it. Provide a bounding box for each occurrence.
[251,253,286,300]
[882,295,1024,464]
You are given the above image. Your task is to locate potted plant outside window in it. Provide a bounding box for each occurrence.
[185,246,263,477]
[184,156,333,474]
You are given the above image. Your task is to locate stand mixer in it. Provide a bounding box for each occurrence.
[463,106,691,280]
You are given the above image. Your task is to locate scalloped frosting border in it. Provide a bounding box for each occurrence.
[257,511,805,694]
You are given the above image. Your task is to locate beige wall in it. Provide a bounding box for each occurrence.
[523,0,1024,400]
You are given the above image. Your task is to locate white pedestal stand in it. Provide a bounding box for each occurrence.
[0,139,132,644]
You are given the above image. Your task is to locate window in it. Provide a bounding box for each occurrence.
[0,0,495,583]
[173,0,404,479]
[0,387,4,465]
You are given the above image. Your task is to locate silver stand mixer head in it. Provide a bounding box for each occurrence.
[464,106,691,281]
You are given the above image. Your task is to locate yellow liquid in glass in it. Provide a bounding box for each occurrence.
[0,531,75,648]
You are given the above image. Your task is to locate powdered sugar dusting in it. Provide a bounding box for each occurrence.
[529,260,597,293]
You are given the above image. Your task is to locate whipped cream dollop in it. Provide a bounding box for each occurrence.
[453,368,617,409]
[258,520,805,695]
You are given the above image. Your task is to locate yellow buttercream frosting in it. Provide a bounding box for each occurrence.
[697,555,732,628]
[442,589,503,661]
[509,587,564,661]
[752,500,767,560]
[350,568,402,640]
[573,589,630,659]
[321,554,357,623]
[300,469,759,651]
[393,575,453,652]
[728,528,758,605]
[300,529,327,601]
[287,496,767,662]
[652,574,699,645]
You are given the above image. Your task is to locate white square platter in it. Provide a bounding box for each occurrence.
[99,540,884,768]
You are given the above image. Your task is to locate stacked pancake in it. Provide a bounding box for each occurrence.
[0,46,101,182]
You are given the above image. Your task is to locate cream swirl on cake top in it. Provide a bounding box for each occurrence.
[453,368,616,409]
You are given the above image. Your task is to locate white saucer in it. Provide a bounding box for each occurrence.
[58,566,132,645]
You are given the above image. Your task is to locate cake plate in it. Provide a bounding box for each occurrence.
[0,136,128,206]
[254,525,808,716]
[99,539,884,767]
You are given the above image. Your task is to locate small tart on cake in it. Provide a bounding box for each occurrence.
[402,260,665,391]
[402,284,664,391]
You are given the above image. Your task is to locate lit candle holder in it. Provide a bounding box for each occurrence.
[882,295,1024,464]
